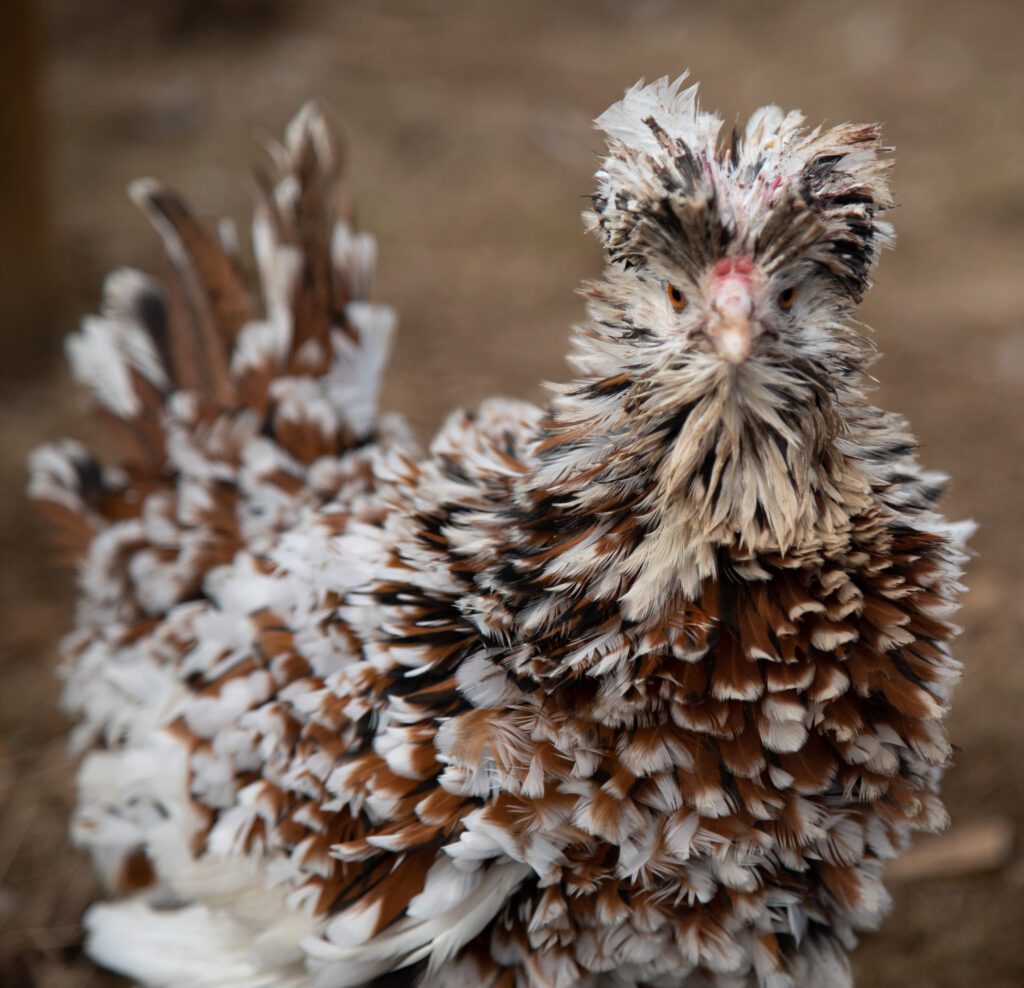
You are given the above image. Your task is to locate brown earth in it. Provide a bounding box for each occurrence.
[2,1,1023,985]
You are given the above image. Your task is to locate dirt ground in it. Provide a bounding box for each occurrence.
[2,1,1023,985]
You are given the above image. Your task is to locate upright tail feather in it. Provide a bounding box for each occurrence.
[28,105,410,868]
[26,110,425,984]
[30,102,400,559]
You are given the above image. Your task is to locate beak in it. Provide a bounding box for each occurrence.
[707,281,756,365]
[709,315,754,364]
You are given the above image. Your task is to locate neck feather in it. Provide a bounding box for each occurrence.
[524,329,875,619]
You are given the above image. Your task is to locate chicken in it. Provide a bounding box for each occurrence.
[30,77,970,988]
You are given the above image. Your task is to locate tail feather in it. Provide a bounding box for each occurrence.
[27,439,108,558]
[32,102,397,554]
[29,96,406,857]
[29,102,416,987]
[128,177,241,409]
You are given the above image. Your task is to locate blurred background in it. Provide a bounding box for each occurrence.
[1,0,1022,984]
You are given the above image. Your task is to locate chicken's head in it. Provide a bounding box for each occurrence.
[585,74,893,381]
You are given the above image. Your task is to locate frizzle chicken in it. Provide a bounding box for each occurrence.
[31,77,970,988]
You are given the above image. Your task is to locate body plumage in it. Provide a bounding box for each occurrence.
[31,78,969,987]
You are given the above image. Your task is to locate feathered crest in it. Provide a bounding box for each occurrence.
[590,74,895,299]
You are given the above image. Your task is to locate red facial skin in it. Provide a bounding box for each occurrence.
[705,256,759,364]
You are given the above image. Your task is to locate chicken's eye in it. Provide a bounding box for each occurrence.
[777,286,797,311]
[667,284,688,312]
